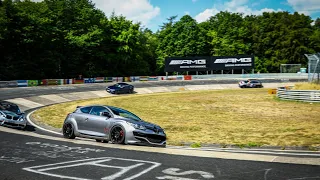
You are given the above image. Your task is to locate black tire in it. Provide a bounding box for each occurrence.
[96,139,102,142]
[20,125,27,131]
[110,126,125,144]
[63,123,76,139]
[129,89,134,94]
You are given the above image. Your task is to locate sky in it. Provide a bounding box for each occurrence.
[34,0,320,32]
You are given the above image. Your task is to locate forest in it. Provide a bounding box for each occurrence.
[0,0,319,80]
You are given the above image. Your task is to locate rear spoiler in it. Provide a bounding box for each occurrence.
[76,106,83,109]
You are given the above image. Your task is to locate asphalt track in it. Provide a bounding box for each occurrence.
[1,78,320,180]
[0,128,320,180]
[0,78,306,100]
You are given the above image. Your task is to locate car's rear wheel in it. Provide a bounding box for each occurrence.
[63,123,75,139]
[110,126,125,144]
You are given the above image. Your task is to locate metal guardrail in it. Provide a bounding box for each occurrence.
[0,81,18,88]
[277,87,320,102]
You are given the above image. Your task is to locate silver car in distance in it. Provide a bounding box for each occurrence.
[62,105,166,147]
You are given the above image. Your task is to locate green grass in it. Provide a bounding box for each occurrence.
[32,89,320,147]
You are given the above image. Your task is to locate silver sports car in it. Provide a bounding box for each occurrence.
[0,101,27,129]
[62,105,166,147]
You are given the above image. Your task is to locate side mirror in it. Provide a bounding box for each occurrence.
[101,111,112,118]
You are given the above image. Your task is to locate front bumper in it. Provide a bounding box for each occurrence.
[106,88,116,94]
[127,130,166,147]
[0,118,26,128]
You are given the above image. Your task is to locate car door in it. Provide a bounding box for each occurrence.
[84,106,112,137]
[74,106,92,132]
[119,84,126,94]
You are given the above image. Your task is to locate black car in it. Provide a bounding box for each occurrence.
[239,79,263,88]
[0,101,27,129]
[106,83,134,94]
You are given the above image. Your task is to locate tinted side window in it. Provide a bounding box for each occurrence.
[90,106,110,116]
[80,107,92,114]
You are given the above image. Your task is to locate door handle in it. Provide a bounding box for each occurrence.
[85,118,89,121]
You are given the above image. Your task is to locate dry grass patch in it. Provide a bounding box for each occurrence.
[32,89,320,147]
[293,83,320,90]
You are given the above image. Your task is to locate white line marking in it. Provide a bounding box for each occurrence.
[169,147,320,157]
[157,176,198,180]
[26,110,61,135]
[101,163,144,180]
[162,168,214,179]
[23,157,161,180]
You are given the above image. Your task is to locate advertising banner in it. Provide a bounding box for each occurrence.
[148,76,158,81]
[184,75,192,80]
[74,79,84,84]
[165,55,254,72]
[16,80,28,87]
[130,76,140,82]
[105,77,113,82]
[64,79,74,84]
[84,78,95,83]
[139,76,149,81]
[124,77,131,82]
[165,56,210,72]
[94,77,104,83]
[112,77,123,82]
[27,80,38,86]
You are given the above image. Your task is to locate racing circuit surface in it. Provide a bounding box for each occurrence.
[0,78,306,100]
[1,79,320,180]
[1,127,320,180]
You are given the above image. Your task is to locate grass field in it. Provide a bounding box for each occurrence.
[293,83,320,90]
[32,88,320,148]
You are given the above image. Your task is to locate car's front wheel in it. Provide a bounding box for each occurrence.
[110,126,125,144]
[63,123,76,139]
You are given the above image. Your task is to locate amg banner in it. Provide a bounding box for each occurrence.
[165,55,254,72]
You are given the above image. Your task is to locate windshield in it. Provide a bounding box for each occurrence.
[108,106,142,121]
[114,84,122,88]
[0,104,21,114]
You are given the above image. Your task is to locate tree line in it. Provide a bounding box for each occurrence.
[0,0,319,80]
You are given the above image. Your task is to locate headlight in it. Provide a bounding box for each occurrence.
[18,116,25,122]
[126,122,146,130]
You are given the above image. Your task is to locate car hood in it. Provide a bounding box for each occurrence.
[1,110,23,118]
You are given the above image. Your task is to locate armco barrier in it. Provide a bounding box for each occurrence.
[277,87,320,102]
[0,81,18,88]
